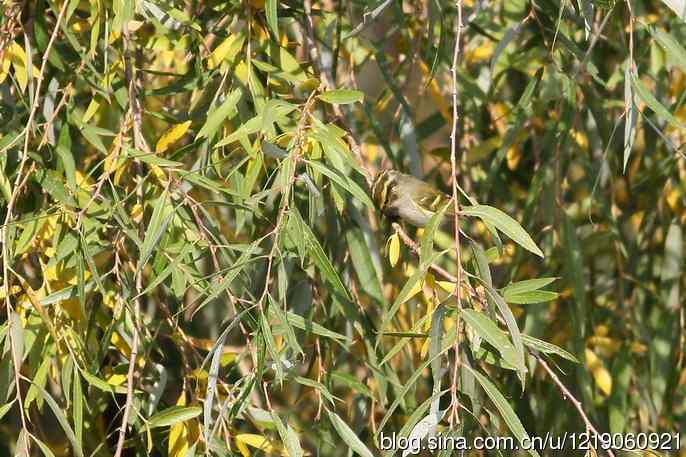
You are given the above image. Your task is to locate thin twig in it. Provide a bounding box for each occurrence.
[1,3,70,453]
[448,0,464,427]
[533,353,616,457]
[113,23,147,457]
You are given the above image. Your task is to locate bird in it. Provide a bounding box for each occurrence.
[371,170,456,227]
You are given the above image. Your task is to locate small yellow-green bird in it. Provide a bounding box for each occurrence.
[371,170,456,227]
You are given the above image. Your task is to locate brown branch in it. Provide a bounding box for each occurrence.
[448,0,465,426]
[533,353,616,457]
[0,4,70,453]
[113,23,146,457]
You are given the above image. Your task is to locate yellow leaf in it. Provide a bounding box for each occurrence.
[419,60,451,123]
[0,285,22,300]
[235,434,285,455]
[82,98,100,124]
[156,121,192,153]
[105,374,127,386]
[207,34,245,70]
[505,146,521,170]
[169,393,189,457]
[220,352,237,367]
[236,440,251,457]
[388,233,400,267]
[6,42,40,92]
[0,55,11,84]
[466,40,495,63]
[585,349,612,396]
[420,337,431,359]
[437,281,456,294]
[131,203,144,224]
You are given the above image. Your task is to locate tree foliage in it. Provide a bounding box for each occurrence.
[0,0,685,455]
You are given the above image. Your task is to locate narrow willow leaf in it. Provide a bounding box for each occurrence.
[266,0,279,38]
[290,209,350,299]
[505,290,558,304]
[460,205,543,257]
[466,367,541,457]
[482,284,526,378]
[285,310,349,343]
[521,335,579,363]
[502,278,557,296]
[36,169,77,206]
[318,89,364,105]
[651,27,686,73]
[56,126,76,190]
[631,75,685,130]
[0,400,15,421]
[377,347,449,433]
[491,22,524,76]
[580,0,593,40]
[346,227,384,303]
[203,307,252,441]
[261,308,284,383]
[32,436,57,457]
[79,370,129,394]
[462,309,523,371]
[207,33,245,69]
[155,121,192,153]
[388,233,400,267]
[659,0,686,21]
[137,191,174,274]
[27,380,84,457]
[295,377,338,404]
[304,160,374,208]
[326,409,374,457]
[419,200,448,265]
[148,406,202,429]
[623,64,637,173]
[73,371,83,447]
[196,89,242,139]
[9,312,23,369]
[429,303,446,416]
[271,412,304,457]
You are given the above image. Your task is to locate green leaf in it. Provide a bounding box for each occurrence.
[271,412,304,457]
[35,169,77,206]
[79,370,129,394]
[462,309,524,371]
[295,377,338,404]
[318,89,364,105]
[503,278,558,304]
[266,0,279,38]
[502,277,557,296]
[26,379,84,457]
[196,88,242,139]
[466,367,541,457]
[623,65,638,173]
[460,205,543,257]
[137,191,174,274]
[345,227,384,303]
[651,27,686,73]
[284,310,350,343]
[521,335,579,363]
[659,0,686,22]
[305,160,374,208]
[631,75,685,130]
[289,208,350,300]
[505,290,558,304]
[326,410,374,457]
[148,406,202,428]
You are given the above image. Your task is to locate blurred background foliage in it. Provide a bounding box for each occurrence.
[0,0,685,455]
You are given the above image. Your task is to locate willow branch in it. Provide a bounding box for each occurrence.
[533,353,616,457]
[448,0,464,427]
